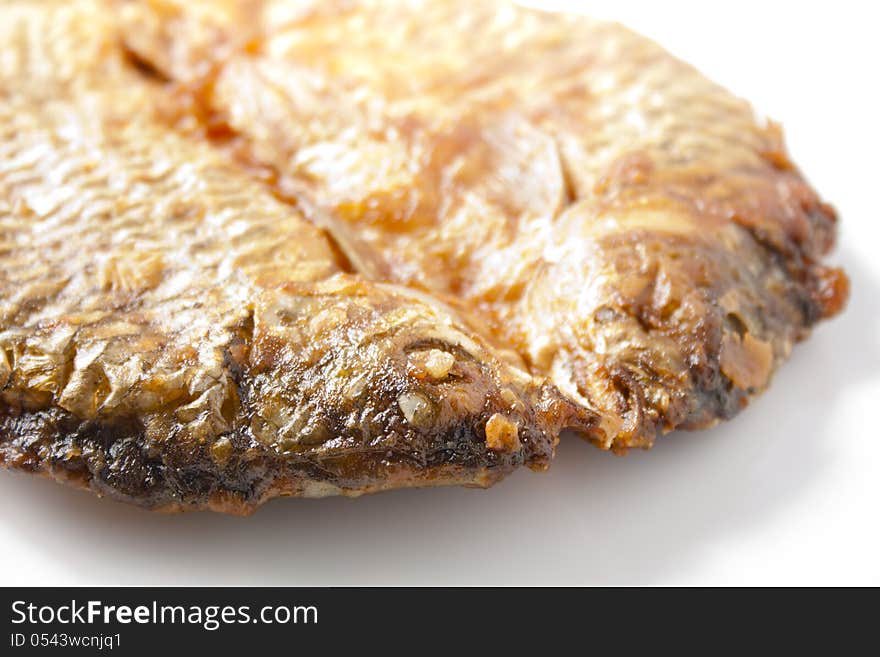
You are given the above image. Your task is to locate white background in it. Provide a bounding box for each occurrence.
[1,0,877,586]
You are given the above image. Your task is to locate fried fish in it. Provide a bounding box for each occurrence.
[0,0,847,513]
[0,0,595,512]
[119,0,848,449]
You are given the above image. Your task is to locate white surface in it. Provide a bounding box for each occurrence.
[1,0,878,586]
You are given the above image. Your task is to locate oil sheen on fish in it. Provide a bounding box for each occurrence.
[0,0,847,513]
[119,0,848,449]
[0,0,596,513]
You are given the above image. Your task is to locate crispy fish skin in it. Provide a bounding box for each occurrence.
[120,0,848,450]
[0,1,596,513]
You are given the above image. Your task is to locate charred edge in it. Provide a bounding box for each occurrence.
[0,396,536,511]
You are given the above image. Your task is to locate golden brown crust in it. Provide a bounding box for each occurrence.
[119,0,847,450]
[0,0,848,513]
[0,0,597,512]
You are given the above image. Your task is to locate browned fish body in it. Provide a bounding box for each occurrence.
[120,0,847,449]
[0,0,847,513]
[0,0,594,513]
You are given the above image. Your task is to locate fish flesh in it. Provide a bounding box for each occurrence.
[0,0,847,512]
